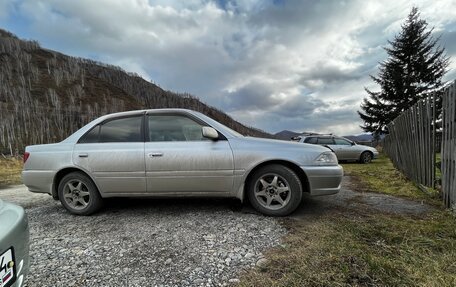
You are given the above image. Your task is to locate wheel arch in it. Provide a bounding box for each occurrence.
[52,167,100,200]
[242,160,310,202]
[359,150,374,162]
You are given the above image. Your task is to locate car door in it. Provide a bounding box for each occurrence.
[316,136,338,155]
[73,115,146,194]
[144,113,234,193]
[332,138,354,160]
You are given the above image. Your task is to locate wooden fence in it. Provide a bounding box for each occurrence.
[441,81,456,209]
[383,80,456,209]
[383,95,436,188]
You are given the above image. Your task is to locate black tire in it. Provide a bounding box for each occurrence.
[58,172,103,215]
[359,151,373,164]
[247,164,302,216]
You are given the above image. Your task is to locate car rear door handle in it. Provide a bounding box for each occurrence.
[78,153,88,158]
[148,152,163,158]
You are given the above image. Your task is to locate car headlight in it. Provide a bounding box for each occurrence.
[314,151,338,165]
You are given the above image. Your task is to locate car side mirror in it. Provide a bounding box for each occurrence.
[202,126,219,140]
[351,142,356,146]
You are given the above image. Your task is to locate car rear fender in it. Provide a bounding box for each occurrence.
[52,167,102,200]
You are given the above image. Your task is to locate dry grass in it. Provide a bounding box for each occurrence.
[0,157,23,188]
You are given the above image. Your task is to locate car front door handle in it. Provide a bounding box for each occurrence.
[148,152,163,158]
[78,153,88,158]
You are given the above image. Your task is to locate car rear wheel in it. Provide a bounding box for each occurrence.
[247,165,302,216]
[58,172,103,215]
[360,151,372,164]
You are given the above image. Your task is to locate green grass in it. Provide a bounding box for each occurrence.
[0,157,23,188]
[342,153,441,206]
[238,211,456,287]
[238,153,456,287]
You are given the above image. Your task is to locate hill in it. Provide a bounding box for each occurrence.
[0,29,271,154]
[274,130,301,140]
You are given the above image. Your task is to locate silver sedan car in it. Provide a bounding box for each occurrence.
[296,135,379,163]
[23,109,343,216]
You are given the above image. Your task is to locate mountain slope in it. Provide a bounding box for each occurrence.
[274,130,301,140]
[0,29,271,153]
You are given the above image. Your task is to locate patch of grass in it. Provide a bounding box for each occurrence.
[238,152,455,287]
[238,211,456,287]
[342,153,441,206]
[0,157,23,188]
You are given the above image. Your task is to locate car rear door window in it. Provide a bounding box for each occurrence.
[317,137,335,145]
[99,116,143,142]
[79,126,100,143]
[148,115,207,142]
[304,137,317,144]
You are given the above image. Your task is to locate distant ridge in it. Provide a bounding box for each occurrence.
[0,28,271,153]
[274,130,302,140]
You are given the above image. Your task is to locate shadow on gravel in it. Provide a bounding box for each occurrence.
[102,197,248,215]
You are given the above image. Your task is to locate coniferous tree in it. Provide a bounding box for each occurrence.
[358,7,450,134]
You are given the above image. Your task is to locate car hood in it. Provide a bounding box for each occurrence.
[234,136,331,152]
[228,136,334,166]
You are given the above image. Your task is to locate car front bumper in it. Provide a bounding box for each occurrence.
[301,165,343,196]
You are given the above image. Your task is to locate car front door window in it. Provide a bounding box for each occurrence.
[334,138,351,145]
[148,115,207,142]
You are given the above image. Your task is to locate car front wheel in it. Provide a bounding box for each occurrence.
[247,164,302,216]
[58,172,103,215]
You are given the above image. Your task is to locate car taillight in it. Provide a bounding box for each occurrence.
[23,152,30,163]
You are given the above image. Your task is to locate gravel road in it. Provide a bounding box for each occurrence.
[0,186,286,287]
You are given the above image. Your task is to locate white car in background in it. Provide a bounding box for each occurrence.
[294,135,379,163]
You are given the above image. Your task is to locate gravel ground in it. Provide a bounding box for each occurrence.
[0,187,286,287]
[1,177,434,286]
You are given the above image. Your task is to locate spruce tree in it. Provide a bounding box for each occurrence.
[358,7,450,134]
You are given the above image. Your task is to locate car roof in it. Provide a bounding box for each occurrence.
[61,109,240,143]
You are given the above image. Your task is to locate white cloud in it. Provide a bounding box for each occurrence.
[4,0,456,135]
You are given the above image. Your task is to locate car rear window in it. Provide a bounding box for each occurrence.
[79,126,100,143]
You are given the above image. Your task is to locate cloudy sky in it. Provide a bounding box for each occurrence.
[1,0,456,135]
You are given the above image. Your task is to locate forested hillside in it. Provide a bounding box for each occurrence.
[0,29,271,154]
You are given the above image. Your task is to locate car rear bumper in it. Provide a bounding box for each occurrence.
[301,165,343,196]
[22,170,54,195]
